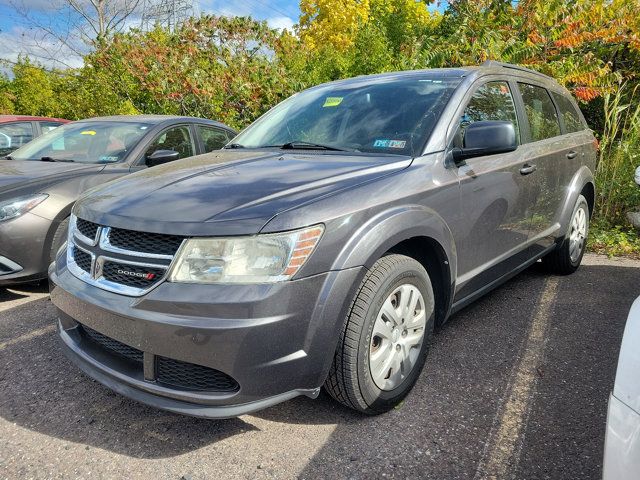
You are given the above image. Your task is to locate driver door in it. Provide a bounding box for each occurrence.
[131,124,196,172]
[453,80,534,300]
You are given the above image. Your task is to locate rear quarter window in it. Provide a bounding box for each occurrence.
[551,92,586,133]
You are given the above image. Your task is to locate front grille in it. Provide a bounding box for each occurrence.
[108,227,184,256]
[102,261,166,289]
[76,218,99,241]
[73,247,92,273]
[80,324,144,363]
[157,356,239,392]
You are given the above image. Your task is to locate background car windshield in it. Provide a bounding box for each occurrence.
[233,76,462,156]
[10,121,151,163]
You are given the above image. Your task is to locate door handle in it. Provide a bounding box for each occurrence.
[566,150,578,159]
[520,164,537,175]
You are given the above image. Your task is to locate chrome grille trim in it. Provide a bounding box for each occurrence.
[70,215,99,246]
[67,214,182,297]
[99,226,175,261]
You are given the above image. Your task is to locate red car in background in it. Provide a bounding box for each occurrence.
[0,115,70,157]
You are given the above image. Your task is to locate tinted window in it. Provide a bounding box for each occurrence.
[198,125,229,153]
[40,121,64,133]
[0,122,33,156]
[232,76,462,156]
[551,92,585,133]
[145,126,194,160]
[10,121,150,163]
[518,83,561,141]
[457,81,520,146]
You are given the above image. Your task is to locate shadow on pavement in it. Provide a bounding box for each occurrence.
[0,261,638,475]
[0,282,48,303]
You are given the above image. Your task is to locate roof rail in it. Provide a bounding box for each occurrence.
[481,60,549,79]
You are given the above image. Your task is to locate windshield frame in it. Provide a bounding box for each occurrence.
[9,120,154,165]
[231,74,463,158]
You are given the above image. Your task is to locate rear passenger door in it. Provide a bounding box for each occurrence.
[516,83,571,253]
[196,125,233,153]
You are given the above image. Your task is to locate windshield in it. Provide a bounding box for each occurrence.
[232,76,462,156]
[10,121,152,163]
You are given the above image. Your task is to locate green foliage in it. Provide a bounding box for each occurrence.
[595,84,640,225]
[588,221,640,259]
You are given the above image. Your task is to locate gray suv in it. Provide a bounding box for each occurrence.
[50,62,597,417]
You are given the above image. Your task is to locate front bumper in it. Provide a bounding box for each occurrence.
[0,212,56,285]
[603,393,640,480]
[50,254,364,418]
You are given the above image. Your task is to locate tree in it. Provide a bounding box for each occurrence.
[6,0,152,67]
[88,16,297,129]
[423,0,640,101]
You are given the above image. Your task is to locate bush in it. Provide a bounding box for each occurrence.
[595,85,640,226]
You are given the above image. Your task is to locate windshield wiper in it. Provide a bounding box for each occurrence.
[224,143,245,149]
[40,156,75,162]
[278,141,356,152]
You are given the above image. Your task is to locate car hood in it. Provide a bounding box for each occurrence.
[74,150,411,236]
[0,160,104,197]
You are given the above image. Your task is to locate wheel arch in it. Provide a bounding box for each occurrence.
[557,166,595,235]
[331,205,457,326]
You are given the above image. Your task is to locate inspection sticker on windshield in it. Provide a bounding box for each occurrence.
[373,139,406,149]
[80,130,96,135]
[323,97,343,107]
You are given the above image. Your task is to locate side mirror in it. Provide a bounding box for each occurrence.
[635,166,640,186]
[452,120,517,164]
[146,149,180,167]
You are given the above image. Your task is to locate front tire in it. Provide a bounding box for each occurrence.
[542,194,589,275]
[49,217,70,263]
[325,254,435,414]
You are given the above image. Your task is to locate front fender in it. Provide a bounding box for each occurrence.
[331,204,457,278]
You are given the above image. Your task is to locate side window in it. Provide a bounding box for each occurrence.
[0,122,34,155]
[551,92,585,133]
[198,125,229,153]
[518,83,561,141]
[40,121,64,133]
[145,125,194,160]
[456,81,520,147]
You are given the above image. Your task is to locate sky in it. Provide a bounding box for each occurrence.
[0,0,446,71]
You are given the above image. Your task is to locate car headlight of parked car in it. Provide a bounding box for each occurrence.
[0,194,48,222]
[168,225,324,284]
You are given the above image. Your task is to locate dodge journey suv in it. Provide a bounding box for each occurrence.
[50,61,597,417]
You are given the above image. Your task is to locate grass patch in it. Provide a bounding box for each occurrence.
[587,221,640,259]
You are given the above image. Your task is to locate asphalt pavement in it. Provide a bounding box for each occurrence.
[0,254,638,479]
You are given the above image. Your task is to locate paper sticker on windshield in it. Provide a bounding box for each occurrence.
[99,155,119,163]
[323,97,343,107]
[373,139,406,149]
[80,130,96,136]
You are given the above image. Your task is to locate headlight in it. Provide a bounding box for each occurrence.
[169,225,324,284]
[0,194,48,222]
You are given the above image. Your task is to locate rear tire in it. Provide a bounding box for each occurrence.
[324,254,435,414]
[542,194,589,275]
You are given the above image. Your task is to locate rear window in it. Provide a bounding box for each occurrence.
[551,92,585,133]
[518,83,561,142]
